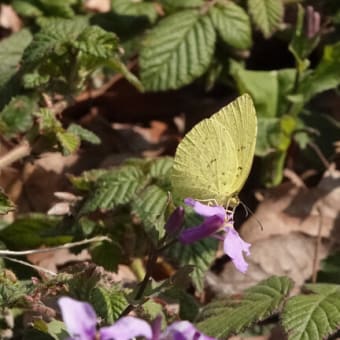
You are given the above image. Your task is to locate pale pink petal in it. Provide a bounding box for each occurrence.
[184,198,226,221]
[223,227,251,273]
[99,316,153,340]
[58,297,97,340]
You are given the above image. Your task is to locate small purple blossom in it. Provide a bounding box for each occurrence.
[58,297,215,340]
[179,198,251,273]
[58,297,152,340]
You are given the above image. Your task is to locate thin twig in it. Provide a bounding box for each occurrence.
[0,141,31,170]
[308,141,331,169]
[3,256,57,276]
[311,206,323,283]
[0,236,110,257]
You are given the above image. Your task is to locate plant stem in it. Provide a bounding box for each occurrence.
[0,141,31,170]
[119,251,158,317]
[0,236,110,256]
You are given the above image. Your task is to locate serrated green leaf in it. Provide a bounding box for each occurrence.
[34,108,62,133]
[210,2,252,49]
[0,214,71,250]
[197,276,293,338]
[165,211,218,291]
[80,166,145,214]
[0,190,15,215]
[74,26,119,59]
[282,283,340,340]
[248,0,283,38]
[67,123,101,145]
[149,157,173,179]
[23,17,88,66]
[0,95,36,137]
[89,287,128,324]
[0,270,31,307]
[140,10,216,91]
[112,0,158,23]
[22,71,50,89]
[132,185,168,242]
[90,240,122,272]
[56,131,81,155]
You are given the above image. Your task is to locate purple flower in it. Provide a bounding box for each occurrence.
[58,297,215,340]
[58,297,152,340]
[165,206,185,235]
[179,198,251,273]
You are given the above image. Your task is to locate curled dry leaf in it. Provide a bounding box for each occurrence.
[206,167,340,294]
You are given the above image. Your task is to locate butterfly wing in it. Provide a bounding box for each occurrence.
[213,94,257,196]
[171,94,257,207]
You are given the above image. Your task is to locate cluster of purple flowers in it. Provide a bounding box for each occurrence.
[59,198,251,339]
[59,296,215,340]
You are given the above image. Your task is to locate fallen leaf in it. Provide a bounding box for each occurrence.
[206,167,340,294]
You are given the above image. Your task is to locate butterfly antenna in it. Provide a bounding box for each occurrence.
[240,201,264,231]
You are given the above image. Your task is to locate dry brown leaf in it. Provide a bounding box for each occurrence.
[206,167,340,294]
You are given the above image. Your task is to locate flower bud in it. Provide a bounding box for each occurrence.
[165,206,184,235]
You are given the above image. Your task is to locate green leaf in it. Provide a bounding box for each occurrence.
[22,17,88,66]
[56,131,81,155]
[0,29,32,109]
[0,95,36,137]
[90,240,122,272]
[248,0,283,38]
[112,0,158,24]
[132,185,168,242]
[160,0,204,11]
[230,62,296,119]
[0,214,71,250]
[67,123,101,145]
[299,43,340,103]
[197,276,293,338]
[0,29,32,89]
[89,287,128,324]
[0,190,14,215]
[13,0,77,19]
[282,283,340,340]
[210,2,252,49]
[149,157,173,189]
[140,10,216,91]
[74,26,119,59]
[165,212,218,291]
[80,166,145,214]
[28,319,68,340]
[0,270,31,307]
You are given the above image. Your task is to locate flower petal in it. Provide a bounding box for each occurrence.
[161,321,216,340]
[165,207,185,235]
[99,316,153,340]
[223,227,251,273]
[184,198,226,221]
[179,216,223,244]
[58,297,97,340]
